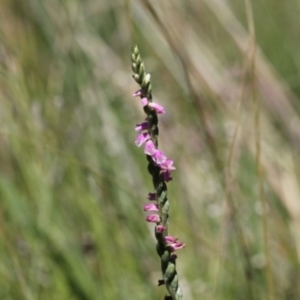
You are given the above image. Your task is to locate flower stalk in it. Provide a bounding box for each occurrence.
[131,44,184,300]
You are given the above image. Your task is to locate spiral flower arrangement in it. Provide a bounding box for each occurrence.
[131,44,184,300]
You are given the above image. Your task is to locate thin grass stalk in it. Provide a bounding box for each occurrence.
[244,0,275,298]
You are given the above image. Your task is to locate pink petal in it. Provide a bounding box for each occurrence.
[148,102,165,114]
[141,97,148,106]
[160,159,176,171]
[144,140,156,155]
[161,171,173,182]
[144,141,167,164]
[152,151,168,165]
[144,203,159,212]
[135,121,148,132]
[165,236,178,243]
[156,225,166,233]
[146,214,161,223]
[168,242,185,252]
[132,90,142,97]
[135,132,150,147]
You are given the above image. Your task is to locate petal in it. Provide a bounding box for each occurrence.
[135,132,150,147]
[160,159,176,171]
[135,121,148,132]
[144,203,159,212]
[146,214,161,223]
[165,236,178,243]
[168,242,185,252]
[152,151,168,165]
[132,90,142,97]
[148,102,165,114]
[156,225,166,233]
[162,171,173,182]
[144,140,156,155]
[141,97,148,106]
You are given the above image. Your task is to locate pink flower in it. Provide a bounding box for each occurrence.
[141,97,148,106]
[135,132,150,147]
[135,121,148,132]
[143,203,159,212]
[144,141,168,164]
[165,236,178,243]
[132,90,142,97]
[152,151,168,165]
[148,102,165,114]
[160,159,176,172]
[161,171,173,182]
[156,225,166,233]
[168,242,185,252]
[144,140,156,155]
[147,192,157,200]
[146,214,161,223]
[160,160,175,182]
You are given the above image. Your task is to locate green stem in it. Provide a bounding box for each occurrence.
[131,44,183,300]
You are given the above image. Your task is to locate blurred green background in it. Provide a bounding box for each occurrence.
[1,0,300,299]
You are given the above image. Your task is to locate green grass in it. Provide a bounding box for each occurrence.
[1,0,300,299]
